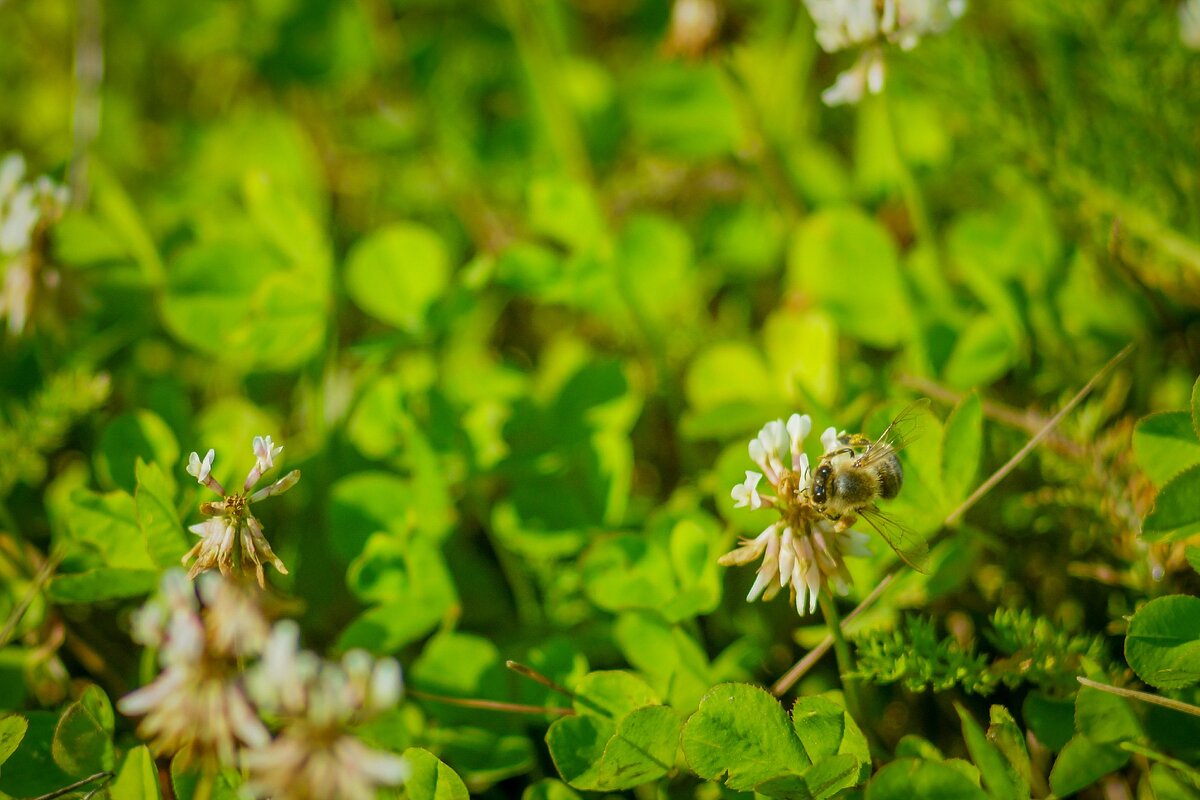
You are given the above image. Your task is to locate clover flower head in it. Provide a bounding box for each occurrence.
[243,625,408,800]
[182,435,299,587]
[119,571,271,767]
[0,152,69,334]
[803,0,966,105]
[720,411,873,616]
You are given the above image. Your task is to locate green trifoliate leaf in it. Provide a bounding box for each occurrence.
[52,684,115,777]
[681,683,810,791]
[135,459,188,568]
[403,748,469,800]
[546,671,681,791]
[1125,595,1200,690]
[1134,411,1200,486]
[1142,463,1200,542]
[1075,684,1141,744]
[865,758,988,800]
[345,222,450,333]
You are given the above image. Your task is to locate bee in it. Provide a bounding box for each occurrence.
[808,399,931,573]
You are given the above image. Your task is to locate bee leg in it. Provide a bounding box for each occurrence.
[833,514,857,532]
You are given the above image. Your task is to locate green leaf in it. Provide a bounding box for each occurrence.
[109,745,162,800]
[787,207,911,348]
[614,611,712,711]
[337,535,458,653]
[791,695,870,788]
[0,711,74,796]
[135,459,187,568]
[429,728,534,789]
[403,747,470,800]
[581,534,676,613]
[47,568,159,603]
[409,633,507,726]
[941,392,983,507]
[171,753,243,800]
[942,315,1019,391]
[1022,692,1075,751]
[1143,462,1200,541]
[615,214,698,334]
[161,239,326,370]
[546,676,681,794]
[681,682,810,791]
[1192,374,1200,440]
[1048,734,1129,797]
[95,410,180,494]
[345,223,450,332]
[547,704,682,791]
[955,703,1024,800]
[625,62,740,159]
[0,714,27,769]
[52,684,115,777]
[1150,764,1200,800]
[684,341,773,413]
[1076,685,1141,744]
[328,472,415,562]
[1125,595,1200,690]
[1134,412,1200,486]
[62,488,156,570]
[986,706,1032,794]
[529,177,606,252]
[1188,546,1200,576]
[865,758,988,800]
[521,779,581,800]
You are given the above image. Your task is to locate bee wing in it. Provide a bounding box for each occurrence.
[855,398,931,468]
[859,505,931,574]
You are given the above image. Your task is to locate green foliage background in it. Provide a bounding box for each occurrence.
[2,0,1200,797]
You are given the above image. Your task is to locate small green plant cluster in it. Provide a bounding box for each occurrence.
[851,609,1113,696]
[2,0,1200,798]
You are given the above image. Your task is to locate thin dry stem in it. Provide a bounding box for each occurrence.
[407,688,575,717]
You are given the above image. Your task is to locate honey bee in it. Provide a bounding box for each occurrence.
[808,399,931,573]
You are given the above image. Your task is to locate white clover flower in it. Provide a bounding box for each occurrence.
[803,0,966,105]
[243,627,408,800]
[182,435,299,587]
[1183,0,1200,49]
[119,571,271,768]
[720,412,872,616]
[0,153,69,335]
[731,471,764,509]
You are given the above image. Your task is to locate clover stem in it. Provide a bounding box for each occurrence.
[818,592,863,725]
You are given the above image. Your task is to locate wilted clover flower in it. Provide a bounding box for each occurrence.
[0,153,69,334]
[184,435,299,587]
[804,0,967,105]
[119,571,271,767]
[720,414,872,615]
[242,621,409,800]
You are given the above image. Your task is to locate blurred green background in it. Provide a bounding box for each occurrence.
[4,0,1200,796]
